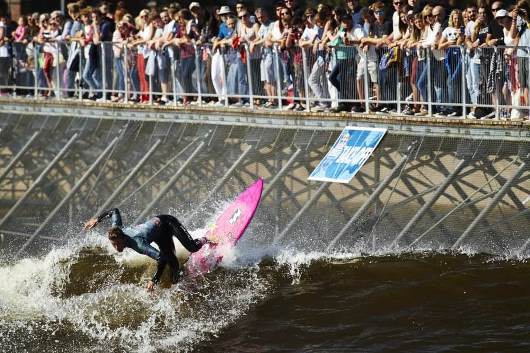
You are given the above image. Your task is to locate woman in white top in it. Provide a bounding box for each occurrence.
[438,9,466,116]
[130,9,154,103]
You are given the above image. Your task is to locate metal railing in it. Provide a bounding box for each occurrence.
[0,40,529,120]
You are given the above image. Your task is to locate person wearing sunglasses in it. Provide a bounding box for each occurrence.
[391,0,406,42]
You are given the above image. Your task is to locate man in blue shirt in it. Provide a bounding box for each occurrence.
[84,208,210,291]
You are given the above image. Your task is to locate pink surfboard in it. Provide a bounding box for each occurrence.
[185,178,263,275]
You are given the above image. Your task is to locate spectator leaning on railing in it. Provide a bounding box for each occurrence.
[0,0,528,121]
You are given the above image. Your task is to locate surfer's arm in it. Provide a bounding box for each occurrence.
[97,208,123,227]
[84,208,123,230]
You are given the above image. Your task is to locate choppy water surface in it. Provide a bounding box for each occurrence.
[3,229,530,353]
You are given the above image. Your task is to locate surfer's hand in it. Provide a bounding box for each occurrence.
[146,280,156,292]
[83,218,98,230]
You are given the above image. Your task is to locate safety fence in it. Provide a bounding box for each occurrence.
[0,41,529,120]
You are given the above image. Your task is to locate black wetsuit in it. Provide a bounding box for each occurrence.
[97,208,205,284]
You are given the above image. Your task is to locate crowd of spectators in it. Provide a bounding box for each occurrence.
[0,0,529,120]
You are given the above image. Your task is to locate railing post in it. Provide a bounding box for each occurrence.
[220,49,229,107]
[527,54,530,118]
[124,44,129,103]
[301,48,311,112]
[427,48,432,117]
[171,52,178,106]
[273,44,283,109]
[148,58,153,104]
[33,46,38,98]
[363,47,370,114]
[195,44,203,106]
[461,46,467,118]
[397,54,401,114]
[101,43,107,101]
[244,44,254,109]
[55,42,62,99]
[78,48,83,100]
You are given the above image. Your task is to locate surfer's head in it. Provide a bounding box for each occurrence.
[107,226,126,252]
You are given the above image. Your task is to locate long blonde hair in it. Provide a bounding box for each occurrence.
[448,9,463,28]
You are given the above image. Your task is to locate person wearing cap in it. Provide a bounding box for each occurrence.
[189,2,205,29]
[486,2,506,46]
[217,13,248,107]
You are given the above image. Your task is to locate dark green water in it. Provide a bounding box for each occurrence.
[2,234,530,353]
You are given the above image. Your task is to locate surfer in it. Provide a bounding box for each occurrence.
[84,208,210,291]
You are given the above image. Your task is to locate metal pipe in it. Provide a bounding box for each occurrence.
[171,55,178,106]
[326,153,410,251]
[244,44,254,109]
[262,148,302,199]
[124,44,129,103]
[391,158,468,248]
[0,131,40,183]
[17,137,120,256]
[273,44,283,109]
[426,49,432,117]
[195,43,203,106]
[452,161,528,249]
[221,51,228,107]
[0,133,78,230]
[134,140,206,223]
[101,43,107,101]
[55,43,61,99]
[301,48,311,111]
[95,139,162,216]
[274,182,330,243]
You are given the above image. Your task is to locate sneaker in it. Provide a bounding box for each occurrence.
[375,107,389,115]
[414,109,427,116]
[402,106,414,115]
[480,112,495,120]
[285,102,296,110]
[447,111,459,117]
[312,103,327,112]
[467,111,477,119]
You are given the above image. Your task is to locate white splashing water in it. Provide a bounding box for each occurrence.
[0,230,271,353]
